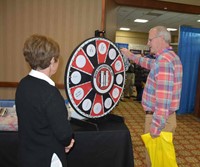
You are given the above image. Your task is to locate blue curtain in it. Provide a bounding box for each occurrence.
[178,26,200,114]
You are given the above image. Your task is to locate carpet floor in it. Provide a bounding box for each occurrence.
[111,98,200,167]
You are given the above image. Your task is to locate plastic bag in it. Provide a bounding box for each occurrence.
[141,132,178,167]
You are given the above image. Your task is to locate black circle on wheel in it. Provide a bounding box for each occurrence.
[64,37,125,118]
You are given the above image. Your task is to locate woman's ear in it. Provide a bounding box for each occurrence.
[49,57,59,76]
[50,57,55,65]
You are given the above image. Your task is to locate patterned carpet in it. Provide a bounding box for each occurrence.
[111,98,200,167]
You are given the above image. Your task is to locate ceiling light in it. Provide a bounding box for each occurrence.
[134,19,149,23]
[167,28,177,31]
[120,27,130,31]
[197,20,200,22]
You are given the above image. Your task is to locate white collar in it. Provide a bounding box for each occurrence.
[29,69,55,86]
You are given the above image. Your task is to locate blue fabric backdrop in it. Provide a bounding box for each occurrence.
[178,26,200,114]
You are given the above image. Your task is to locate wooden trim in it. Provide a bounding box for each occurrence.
[0,82,65,89]
[0,82,18,88]
[55,83,65,89]
[114,0,200,14]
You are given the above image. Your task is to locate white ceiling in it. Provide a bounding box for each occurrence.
[117,5,200,35]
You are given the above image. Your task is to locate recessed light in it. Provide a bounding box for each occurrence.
[134,19,149,23]
[197,20,200,22]
[167,28,177,31]
[120,27,130,31]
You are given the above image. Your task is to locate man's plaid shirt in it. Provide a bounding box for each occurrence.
[129,47,183,135]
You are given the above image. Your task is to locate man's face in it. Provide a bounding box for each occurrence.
[147,29,161,54]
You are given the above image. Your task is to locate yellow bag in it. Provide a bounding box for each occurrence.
[141,132,178,167]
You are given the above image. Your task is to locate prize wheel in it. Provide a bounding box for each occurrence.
[64,37,125,119]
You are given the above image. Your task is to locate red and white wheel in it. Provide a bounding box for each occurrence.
[65,37,125,118]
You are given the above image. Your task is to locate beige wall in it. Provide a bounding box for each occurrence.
[115,30,178,52]
[0,0,102,99]
[105,0,118,42]
[0,0,179,99]
[116,30,178,44]
[115,31,149,45]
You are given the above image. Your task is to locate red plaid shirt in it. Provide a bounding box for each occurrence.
[129,47,183,135]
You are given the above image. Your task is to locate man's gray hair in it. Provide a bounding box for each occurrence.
[152,26,171,44]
